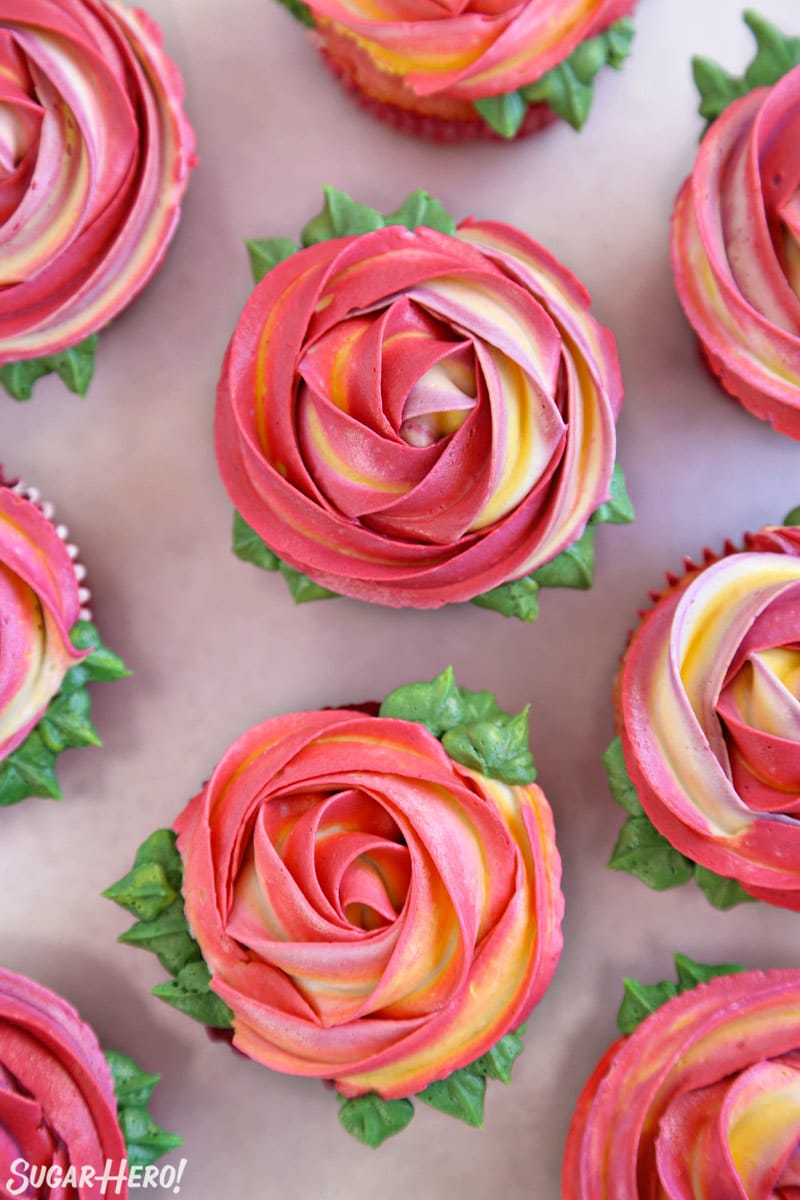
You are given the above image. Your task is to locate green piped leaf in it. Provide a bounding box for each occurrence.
[616,953,747,1035]
[616,978,678,1036]
[532,525,595,590]
[0,336,98,401]
[37,688,100,754]
[232,510,279,572]
[693,11,800,132]
[418,1068,486,1127]
[694,864,757,910]
[442,708,535,785]
[278,561,337,604]
[380,666,464,737]
[383,191,456,236]
[691,57,748,127]
[0,729,60,806]
[274,0,315,27]
[105,1051,181,1168]
[590,464,635,526]
[602,737,643,817]
[473,91,527,139]
[246,237,298,284]
[521,19,636,130]
[152,961,233,1029]
[338,1094,415,1147]
[454,687,504,726]
[301,187,384,247]
[783,506,800,526]
[118,900,200,977]
[470,575,540,622]
[103,862,179,923]
[67,621,129,684]
[608,815,695,890]
[470,1028,525,1083]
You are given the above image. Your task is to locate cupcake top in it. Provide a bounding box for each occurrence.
[0,968,180,1196]
[607,508,800,912]
[0,475,128,805]
[563,956,800,1199]
[671,11,800,439]
[217,189,632,619]
[0,0,196,400]
[107,669,564,1145]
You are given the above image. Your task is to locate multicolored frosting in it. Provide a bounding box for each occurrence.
[615,517,800,911]
[216,191,624,610]
[671,16,800,439]
[107,673,564,1140]
[0,0,195,381]
[564,964,800,1199]
[0,483,85,761]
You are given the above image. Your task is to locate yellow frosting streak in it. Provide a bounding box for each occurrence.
[728,1074,800,1189]
[469,354,542,531]
[304,405,409,496]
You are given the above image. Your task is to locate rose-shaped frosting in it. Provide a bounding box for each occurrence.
[618,523,800,911]
[306,0,634,101]
[672,66,800,439]
[0,485,84,761]
[216,218,622,607]
[0,969,127,1196]
[175,707,563,1098]
[563,969,800,1199]
[0,0,195,363]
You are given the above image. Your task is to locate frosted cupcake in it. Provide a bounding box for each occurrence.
[277,0,637,140]
[564,955,800,1199]
[0,968,180,1194]
[672,11,800,439]
[217,188,632,620]
[0,472,128,805]
[606,508,800,911]
[0,0,195,401]
[107,669,564,1145]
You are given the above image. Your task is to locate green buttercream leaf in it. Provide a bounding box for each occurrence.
[338,1094,414,1148]
[602,736,643,817]
[152,960,234,1029]
[470,575,540,621]
[532,525,595,590]
[274,0,315,27]
[0,730,60,806]
[694,864,757,910]
[742,10,800,88]
[673,952,748,991]
[118,900,200,977]
[522,20,635,130]
[301,187,384,248]
[383,191,457,236]
[232,510,279,571]
[590,464,635,526]
[105,1051,182,1168]
[103,862,179,923]
[454,687,504,726]
[608,814,695,890]
[0,336,98,401]
[783,506,800,526]
[417,1067,486,1127]
[245,237,299,284]
[473,91,527,139]
[442,707,536,785]
[66,621,129,684]
[691,56,748,126]
[380,666,464,737]
[278,561,337,603]
[616,978,678,1035]
[470,1028,525,1083]
[37,688,101,754]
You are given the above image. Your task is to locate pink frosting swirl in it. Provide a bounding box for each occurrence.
[618,523,800,910]
[0,485,85,761]
[175,707,564,1098]
[305,0,635,101]
[216,219,622,607]
[0,969,127,1197]
[564,969,800,1199]
[0,0,195,363]
[672,68,800,439]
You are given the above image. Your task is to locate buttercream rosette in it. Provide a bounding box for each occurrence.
[0,968,180,1194]
[607,509,800,912]
[279,0,637,140]
[563,956,800,1200]
[0,0,195,401]
[218,189,632,619]
[671,12,800,439]
[106,670,564,1145]
[0,473,128,805]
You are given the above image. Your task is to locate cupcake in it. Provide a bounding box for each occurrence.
[563,955,800,1199]
[0,968,181,1194]
[0,472,128,805]
[0,0,196,402]
[106,669,564,1145]
[671,11,800,439]
[278,0,637,140]
[217,188,632,620]
[606,508,800,911]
